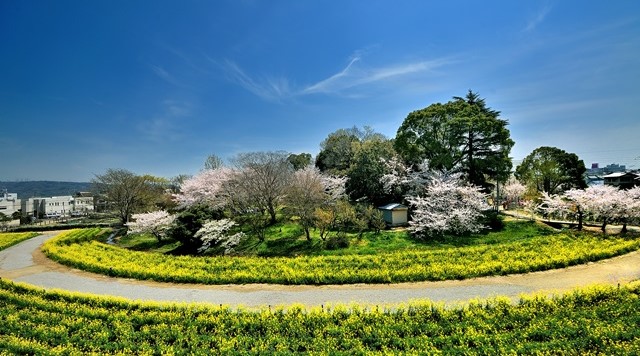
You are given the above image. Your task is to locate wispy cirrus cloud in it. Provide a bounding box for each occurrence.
[301,56,361,94]
[221,52,454,101]
[221,60,291,101]
[303,56,454,95]
[523,4,552,33]
[137,100,193,142]
[151,65,187,87]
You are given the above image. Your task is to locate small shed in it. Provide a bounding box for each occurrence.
[378,203,408,227]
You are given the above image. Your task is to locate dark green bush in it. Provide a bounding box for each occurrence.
[325,234,350,250]
[167,205,223,250]
[483,210,505,231]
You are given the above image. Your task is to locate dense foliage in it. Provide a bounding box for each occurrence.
[395,91,514,188]
[42,226,640,285]
[345,135,398,206]
[515,146,587,194]
[315,127,363,175]
[0,278,638,354]
[167,205,224,250]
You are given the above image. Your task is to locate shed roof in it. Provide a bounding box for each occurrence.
[378,203,408,210]
[604,172,638,178]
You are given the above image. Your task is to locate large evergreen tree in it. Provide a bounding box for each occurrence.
[395,90,514,189]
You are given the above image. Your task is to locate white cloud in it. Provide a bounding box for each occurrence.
[302,56,361,94]
[163,100,191,117]
[523,4,552,33]
[221,60,289,101]
[303,55,454,95]
[137,100,193,142]
[151,65,186,87]
[221,52,454,101]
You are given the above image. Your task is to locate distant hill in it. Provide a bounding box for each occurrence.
[0,181,92,199]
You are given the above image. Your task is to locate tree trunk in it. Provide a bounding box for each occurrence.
[577,210,583,231]
[543,178,551,193]
[267,203,277,225]
[601,217,607,233]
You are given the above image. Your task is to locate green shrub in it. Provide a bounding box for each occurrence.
[167,205,223,250]
[325,234,350,250]
[483,210,505,231]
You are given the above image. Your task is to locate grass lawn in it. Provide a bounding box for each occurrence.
[113,233,181,254]
[117,217,556,257]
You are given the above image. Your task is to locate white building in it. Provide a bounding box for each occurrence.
[0,191,21,217]
[21,194,95,218]
[71,193,95,216]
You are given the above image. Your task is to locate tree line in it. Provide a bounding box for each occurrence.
[93,89,633,254]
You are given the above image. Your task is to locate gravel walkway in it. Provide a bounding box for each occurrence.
[1,233,639,309]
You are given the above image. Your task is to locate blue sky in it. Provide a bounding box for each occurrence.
[1,0,639,181]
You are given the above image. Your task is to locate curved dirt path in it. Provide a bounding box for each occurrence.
[1,233,639,308]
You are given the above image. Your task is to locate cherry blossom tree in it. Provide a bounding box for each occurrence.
[195,219,245,254]
[502,179,526,210]
[321,174,347,202]
[173,167,235,209]
[581,185,621,232]
[542,185,627,232]
[606,186,640,233]
[379,156,411,200]
[542,189,590,230]
[126,210,176,241]
[406,172,490,239]
[381,159,435,198]
[381,159,490,238]
[521,199,538,221]
[624,187,640,232]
